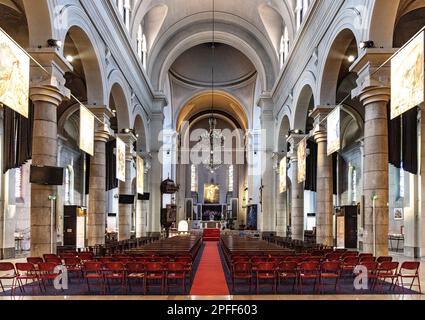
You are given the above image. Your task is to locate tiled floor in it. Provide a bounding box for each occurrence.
[1,252,423,300]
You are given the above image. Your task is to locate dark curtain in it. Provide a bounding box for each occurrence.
[388,114,401,168]
[402,108,418,174]
[332,153,337,195]
[304,140,317,192]
[106,139,118,191]
[2,102,34,173]
[85,155,90,195]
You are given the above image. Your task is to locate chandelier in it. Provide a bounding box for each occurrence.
[201,117,224,173]
[201,0,224,174]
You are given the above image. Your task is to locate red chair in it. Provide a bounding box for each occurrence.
[83,262,105,294]
[0,262,17,295]
[45,257,63,265]
[341,256,359,276]
[104,262,127,293]
[319,261,341,293]
[285,256,303,263]
[99,257,113,264]
[64,258,82,282]
[151,256,169,264]
[375,261,399,292]
[299,262,321,294]
[126,262,146,293]
[27,257,43,267]
[60,253,77,260]
[15,263,43,293]
[255,262,277,294]
[175,257,193,284]
[325,253,341,261]
[358,253,373,259]
[43,254,58,261]
[360,256,375,263]
[166,263,187,294]
[396,261,421,293]
[145,262,165,294]
[38,262,60,290]
[277,262,298,292]
[376,256,393,263]
[232,262,253,293]
[358,261,379,289]
[79,252,94,261]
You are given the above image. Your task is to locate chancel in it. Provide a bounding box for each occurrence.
[0,0,424,301]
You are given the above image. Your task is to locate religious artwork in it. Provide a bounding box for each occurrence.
[0,29,30,118]
[204,183,220,204]
[79,105,95,156]
[297,138,307,184]
[327,106,341,156]
[394,208,403,221]
[391,31,424,119]
[116,137,126,182]
[246,204,258,230]
[136,155,144,195]
[279,157,287,193]
[201,205,223,221]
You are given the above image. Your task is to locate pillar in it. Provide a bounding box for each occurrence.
[287,134,306,241]
[117,133,136,241]
[148,97,166,235]
[87,107,113,247]
[420,106,425,257]
[311,106,333,246]
[258,95,275,233]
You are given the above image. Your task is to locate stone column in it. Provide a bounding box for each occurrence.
[419,107,425,257]
[258,95,275,233]
[350,49,395,256]
[287,134,306,241]
[149,96,166,235]
[117,133,136,241]
[311,106,333,246]
[87,107,113,247]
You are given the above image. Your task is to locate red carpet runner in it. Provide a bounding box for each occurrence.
[190,242,229,295]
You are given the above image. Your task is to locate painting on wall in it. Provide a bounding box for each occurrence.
[297,138,307,184]
[394,208,404,221]
[136,155,144,195]
[79,105,95,156]
[327,106,341,156]
[116,137,126,182]
[204,183,220,204]
[0,28,30,118]
[391,31,424,119]
[279,157,287,193]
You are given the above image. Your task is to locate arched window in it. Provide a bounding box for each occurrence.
[296,0,310,30]
[399,165,405,198]
[190,165,197,192]
[123,0,131,30]
[279,27,290,68]
[64,165,75,205]
[228,165,234,193]
[137,25,143,60]
[141,34,147,69]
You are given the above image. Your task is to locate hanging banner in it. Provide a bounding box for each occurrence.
[0,28,30,118]
[136,155,144,195]
[116,137,126,182]
[327,106,341,156]
[79,105,95,156]
[297,139,307,184]
[391,30,424,119]
[279,157,287,193]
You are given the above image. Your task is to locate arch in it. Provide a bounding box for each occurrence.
[149,13,277,92]
[292,84,314,132]
[108,73,132,131]
[59,6,107,105]
[318,27,359,106]
[367,0,400,48]
[22,0,54,47]
[141,4,168,51]
[277,115,291,153]
[133,114,148,153]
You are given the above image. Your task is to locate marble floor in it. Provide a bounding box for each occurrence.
[1,252,423,301]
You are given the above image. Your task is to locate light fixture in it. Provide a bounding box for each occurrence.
[47,39,62,48]
[347,55,356,63]
[123,128,131,134]
[66,55,74,63]
[359,40,374,49]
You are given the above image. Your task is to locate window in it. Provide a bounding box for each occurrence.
[123,0,131,30]
[352,168,357,203]
[15,167,23,199]
[136,25,147,69]
[228,165,234,193]
[279,27,290,68]
[399,165,405,198]
[190,165,197,192]
[64,165,74,204]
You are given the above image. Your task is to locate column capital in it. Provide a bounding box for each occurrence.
[152,93,168,113]
[28,48,72,103]
[117,132,137,160]
[349,48,395,102]
[88,105,113,142]
[257,93,274,119]
[313,131,327,144]
[29,85,68,107]
[358,86,391,106]
[287,133,306,160]
[311,105,333,136]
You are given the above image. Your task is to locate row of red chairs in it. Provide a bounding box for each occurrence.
[230,260,421,294]
[0,260,192,296]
